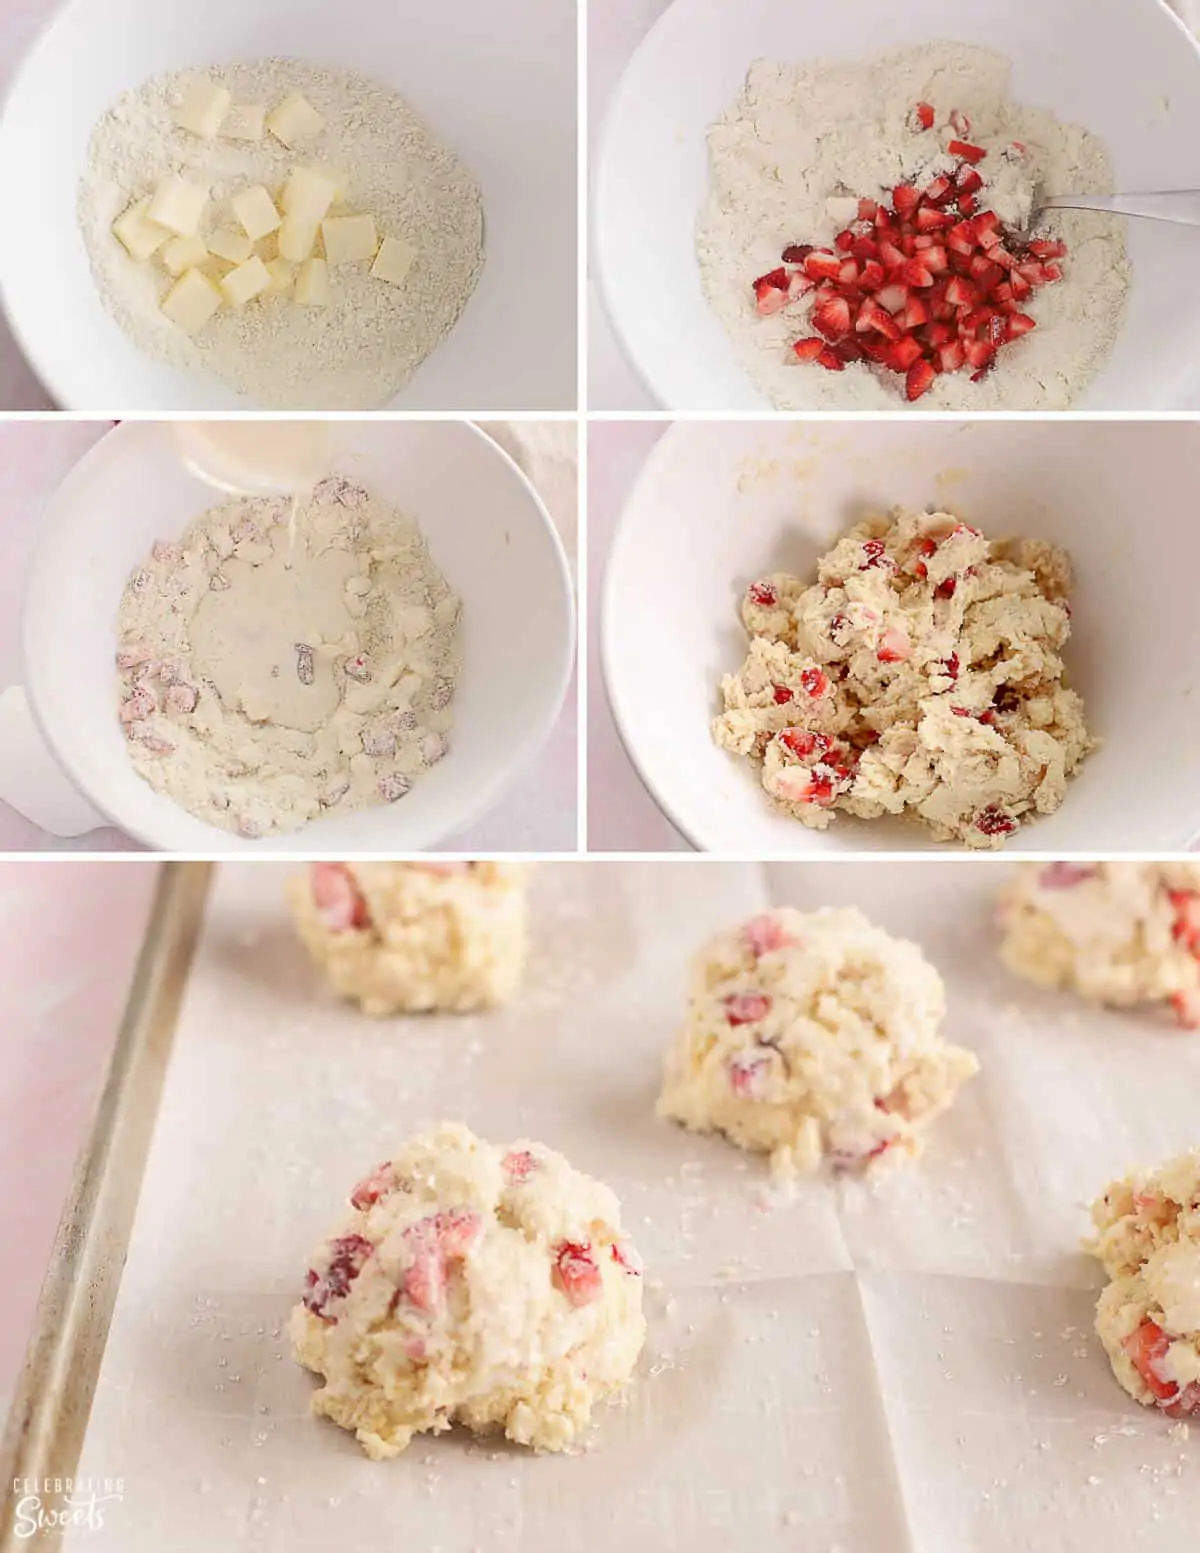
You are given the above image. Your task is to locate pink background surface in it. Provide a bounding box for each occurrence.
[0,860,158,1422]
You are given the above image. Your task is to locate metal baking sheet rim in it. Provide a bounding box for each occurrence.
[0,862,214,1551]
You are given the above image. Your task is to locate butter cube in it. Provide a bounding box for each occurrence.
[266,92,325,148]
[231,184,281,243]
[161,268,222,334]
[371,235,417,288]
[159,233,209,276]
[207,228,253,264]
[278,216,318,264]
[279,166,337,226]
[322,213,378,266]
[147,176,209,237]
[264,257,297,295]
[294,257,330,306]
[175,79,231,140]
[112,197,169,261]
[219,255,272,308]
[304,163,348,206]
[220,103,266,142]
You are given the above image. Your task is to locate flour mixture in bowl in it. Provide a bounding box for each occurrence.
[697,42,1130,409]
[115,477,460,838]
[712,509,1093,848]
[80,60,483,409]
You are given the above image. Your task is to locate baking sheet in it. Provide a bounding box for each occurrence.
[62,861,1200,1552]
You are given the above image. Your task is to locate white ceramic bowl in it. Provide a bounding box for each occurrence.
[0,0,575,411]
[20,421,574,851]
[602,419,1200,853]
[596,0,1200,410]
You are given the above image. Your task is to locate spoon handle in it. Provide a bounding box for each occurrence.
[1040,190,1200,227]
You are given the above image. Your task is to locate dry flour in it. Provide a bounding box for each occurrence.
[697,43,1130,410]
[79,60,484,409]
[116,478,460,838]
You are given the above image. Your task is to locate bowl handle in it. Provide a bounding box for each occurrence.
[0,687,109,837]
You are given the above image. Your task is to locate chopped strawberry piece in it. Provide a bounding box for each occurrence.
[304,1233,374,1320]
[725,991,772,1025]
[944,275,977,307]
[800,666,830,697]
[900,258,935,288]
[402,1243,446,1312]
[813,296,852,341]
[744,913,789,956]
[942,652,960,681]
[350,1162,399,1210]
[923,245,949,274]
[915,206,952,231]
[611,1239,644,1276]
[856,298,901,340]
[937,339,966,374]
[887,336,924,372]
[787,271,813,301]
[779,728,831,760]
[804,250,842,281]
[949,108,972,136]
[772,683,794,704]
[860,538,888,567]
[1005,312,1037,341]
[835,230,855,254]
[935,577,958,599]
[860,259,886,289]
[433,1208,482,1256]
[782,244,814,264]
[753,268,790,316]
[972,210,1001,245]
[1038,862,1097,889]
[893,184,921,219]
[877,625,911,662]
[1027,239,1067,260]
[905,359,936,400]
[1168,889,1200,954]
[924,175,955,206]
[837,258,859,287]
[975,805,1017,837]
[951,706,972,718]
[502,1149,540,1182]
[963,339,995,372]
[1172,989,1200,1029]
[1123,1320,1181,1402]
[728,1054,769,1097]
[554,1242,604,1307]
[858,198,879,221]
[948,140,987,164]
[817,347,846,372]
[956,166,984,196]
[902,296,930,329]
[946,218,976,255]
[913,102,935,130]
[925,320,955,348]
[875,281,908,314]
[793,337,827,363]
[957,193,978,216]
[748,580,777,607]
[312,863,369,932]
[1165,1382,1200,1418]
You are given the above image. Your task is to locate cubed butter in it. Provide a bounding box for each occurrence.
[112,197,169,261]
[207,228,253,264]
[266,91,325,148]
[371,235,418,288]
[321,213,378,266]
[231,184,281,243]
[304,163,348,206]
[160,233,209,276]
[279,166,337,226]
[264,257,297,295]
[175,79,231,140]
[278,215,319,264]
[220,103,266,142]
[294,257,330,306]
[219,255,272,308]
[161,268,222,334]
[147,176,209,237]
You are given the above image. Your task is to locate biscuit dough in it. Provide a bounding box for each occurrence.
[291,1124,646,1457]
[712,510,1092,848]
[999,862,1200,1029]
[1088,1151,1200,1419]
[291,861,528,1014]
[657,905,979,1175]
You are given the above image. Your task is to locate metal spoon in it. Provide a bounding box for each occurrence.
[1033,189,1200,228]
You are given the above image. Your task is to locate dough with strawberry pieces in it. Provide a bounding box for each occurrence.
[1088,1151,1200,1420]
[291,1123,646,1458]
[712,510,1092,848]
[657,905,979,1175]
[999,862,1200,1029]
[291,861,528,1014]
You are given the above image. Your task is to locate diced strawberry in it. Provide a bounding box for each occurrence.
[935,577,958,599]
[915,206,952,231]
[887,336,924,372]
[753,268,790,316]
[836,259,858,287]
[924,175,955,206]
[433,1207,482,1256]
[1165,1382,1200,1419]
[972,210,1001,246]
[944,275,977,307]
[957,193,978,216]
[923,245,949,274]
[744,913,789,957]
[817,348,845,372]
[834,336,865,365]
[304,1233,374,1320]
[879,237,907,271]
[858,197,879,221]
[782,244,814,264]
[725,991,772,1025]
[905,359,936,400]
[793,337,827,363]
[913,102,935,130]
[800,666,830,697]
[893,184,922,218]
[925,320,955,348]
[554,1242,604,1307]
[964,339,995,371]
[951,706,972,718]
[1172,989,1200,1029]
[956,166,984,196]
[860,259,886,289]
[611,1239,644,1276]
[1169,889,1200,955]
[937,339,966,374]
[900,258,935,288]
[772,683,794,705]
[856,299,901,340]
[402,1242,447,1312]
[1028,239,1068,260]
[1041,262,1063,282]
[948,140,987,164]
[748,581,777,607]
[312,863,370,932]
[902,296,930,329]
[860,538,888,568]
[835,229,856,254]
[728,1055,769,1097]
[1005,313,1037,341]
[813,296,852,340]
[877,625,911,662]
[949,108,972,136]
[912,234,936,252]
[975,805,1017,837]
[779,727,831,760]
[946,219,976,256]
[942,653,960,681]
[874,282,907,314]
[350,1162,399,1210]
[787,271,813,301]
[804,250,842,281]
[1123,1320,1181,1402]
[502,1149,540,1182]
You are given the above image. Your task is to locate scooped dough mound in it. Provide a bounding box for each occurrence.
[291,1124,646,1458]
[999,862,1200,1029]
[657,905,979,1175]
[291,861,528,1014]
[1088,1151,1200,1419]
[712,510,1092,848]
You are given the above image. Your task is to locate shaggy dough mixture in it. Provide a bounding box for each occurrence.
[115,475,459,838]
[291,1123,646,1457]
[292,861,528,1014]
[657,905,979,1175]
[712,509,1092,848]
[1088,1151,1200,1420]
[999,862,1200,1029]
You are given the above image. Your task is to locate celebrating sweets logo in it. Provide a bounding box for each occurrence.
[10,1477,124,1537]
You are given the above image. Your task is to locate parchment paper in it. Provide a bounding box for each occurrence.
[64,861,1200,1552]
